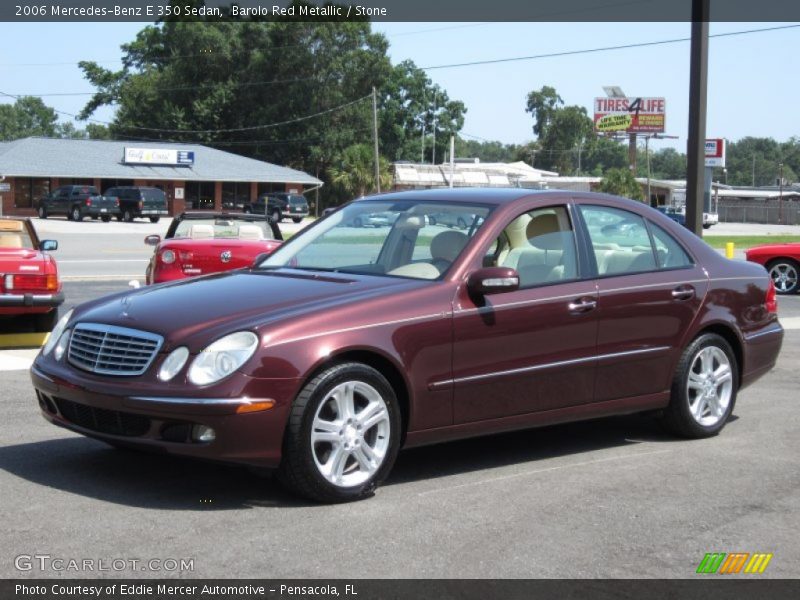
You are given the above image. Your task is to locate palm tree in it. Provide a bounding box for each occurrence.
[329,144,393,198]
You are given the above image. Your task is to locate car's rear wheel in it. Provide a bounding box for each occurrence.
[149,216,160,223]
[661,333,738,438]
[37,205,47,219]
[70,206,83,222]
[278,362,401,503]
[767,258,799,295]
[122,209,134,222]
[292,217,303,223]
[100,215,111,222]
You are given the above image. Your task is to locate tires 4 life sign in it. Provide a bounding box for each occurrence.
[594,97,666,133]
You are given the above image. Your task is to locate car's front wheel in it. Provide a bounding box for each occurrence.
[767,258,799,295]
[279,363,401,503]
[149,216,160,223]
[70,206,83,222]
[37,205,47,219]
[661,333,738,438]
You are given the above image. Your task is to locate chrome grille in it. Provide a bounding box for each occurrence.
[68,323,163,376]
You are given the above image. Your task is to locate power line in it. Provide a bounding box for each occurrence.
[421,24,800,70]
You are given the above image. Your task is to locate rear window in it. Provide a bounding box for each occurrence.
[142,189,166,204]
[289,195,307,205]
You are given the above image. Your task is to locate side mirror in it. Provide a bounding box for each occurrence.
[467,267,520,296]
[145,235,161,246]
[251,252,270,268]
[40,239,58,252]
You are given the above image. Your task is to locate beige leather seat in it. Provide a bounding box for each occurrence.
[0,234,23,248]
[188,224,215,239]
[506,213,576,286]
[430,230,468,272]
[237,225,264,240]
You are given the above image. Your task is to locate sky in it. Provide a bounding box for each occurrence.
[0,21,798,154]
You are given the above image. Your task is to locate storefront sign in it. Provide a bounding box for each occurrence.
[704,138,726,168]
[594,97,666,133]
[124,147,195,166]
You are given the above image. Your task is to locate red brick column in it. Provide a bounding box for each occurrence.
[250,181,258,202]
[214,181,223,211]
[171,180,186,215]
[0,177,14,216]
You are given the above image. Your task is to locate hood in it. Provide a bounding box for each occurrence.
[72,269,427,347]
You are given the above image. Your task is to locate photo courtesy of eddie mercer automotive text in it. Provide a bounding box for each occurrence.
[30,188,783,503]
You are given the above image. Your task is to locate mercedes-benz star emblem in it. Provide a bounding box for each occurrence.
[220,250,232,263]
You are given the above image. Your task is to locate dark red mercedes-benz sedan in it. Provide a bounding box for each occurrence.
[30,189,783,502]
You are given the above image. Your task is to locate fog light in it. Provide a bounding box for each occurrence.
[191,424,216,443]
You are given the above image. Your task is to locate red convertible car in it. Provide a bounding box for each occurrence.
[745,242,800,295]
[31,189,782,502]
[0,217,62,331]
[144,212,283,284]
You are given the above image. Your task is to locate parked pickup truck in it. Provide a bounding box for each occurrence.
[38,185,118,222]
[104,186,169,223]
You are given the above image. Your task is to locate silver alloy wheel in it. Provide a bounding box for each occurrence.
[310,380,391,488]
[769,262,798,293]
[686,346,733,427]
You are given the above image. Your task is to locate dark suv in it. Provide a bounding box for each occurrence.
[104,186,168,223]
[246,193,309,223]
[38,185,106,221]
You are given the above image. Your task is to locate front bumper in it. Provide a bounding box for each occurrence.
[30,362,298,468]
[0,291,64,309]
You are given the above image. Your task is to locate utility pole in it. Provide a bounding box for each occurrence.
[628,133,638,176]
[685,0,710,236]
[752,155,756,186]
[779,162,784,224]
[645,135,651,206]
[372,86,381,193]
[449,136,455,188]
[431,91,437,165]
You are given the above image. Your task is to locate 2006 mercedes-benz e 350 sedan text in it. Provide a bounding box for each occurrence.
[30,189,783,502]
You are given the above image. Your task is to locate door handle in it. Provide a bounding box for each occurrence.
[671,286,695,301]
[568,297,597,313]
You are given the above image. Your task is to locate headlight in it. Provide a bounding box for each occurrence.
[188,332,259,385]
[42,309,73,357]
[53,330,70,361]
[161,249,176,264]
[159,346,189,382]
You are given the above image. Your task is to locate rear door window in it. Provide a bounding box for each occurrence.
[579,205,657,276]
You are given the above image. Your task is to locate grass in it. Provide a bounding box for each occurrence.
[702,235,798,249]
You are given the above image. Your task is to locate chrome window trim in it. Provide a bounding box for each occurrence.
[430,346,671,389]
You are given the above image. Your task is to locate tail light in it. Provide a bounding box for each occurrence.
[139,201,144,209]
[4,274,58,292]
[765,278,778,314]
[115,198,120,206]
[85,199,92,206]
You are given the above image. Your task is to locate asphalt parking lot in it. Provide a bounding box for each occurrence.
[0,275,798,578]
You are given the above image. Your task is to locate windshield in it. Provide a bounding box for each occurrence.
[0,221,34,250]
[260,200,490,280]
[173,218,275,241]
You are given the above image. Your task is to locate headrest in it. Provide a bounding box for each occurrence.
[0,220,24,232]
[526,213,560,239]
[430,230,468,262]
[188,224,214,239]
[237,225,264,240]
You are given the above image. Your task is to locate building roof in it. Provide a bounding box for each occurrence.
[0,137,322,185]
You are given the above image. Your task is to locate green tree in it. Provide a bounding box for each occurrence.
[328,144,392,198]
[525,86,562,139]
[598,167,643,200]
[648,147,686,180]
[0,96,60,140]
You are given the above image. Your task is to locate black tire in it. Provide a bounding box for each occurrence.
[292,217,303,223]
[116,214,123,221]
[149,216,160,223]
[766,258,800,295]
[34,309,58,333]
[70,206,83,222]
[243,207,252,214]
[278,362,402,503]
[37,205,48,219]
[122,209,134,223]
[91,215,98,220]
[702,224,712,229]
[660,333,738,439]
[270,209,282,223]
[100,215,111,222]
